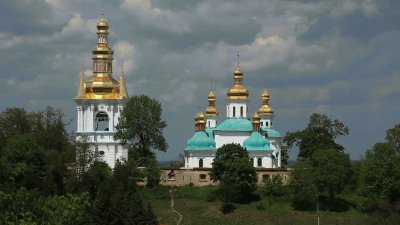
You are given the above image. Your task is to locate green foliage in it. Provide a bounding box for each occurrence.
[210,143,257,204]
[78,161,112,199]
[311,149,352,198]
[115,95,168,166]
[41,192,91,224]
[359,142,400,202]
[92,162,158,225]
[144,158,161,187]
[262,174,285,198]
[280,143,289,167]
[0,107,158,225]
[1,134,44,191]
[289,162,317,210]
[386,123,400,153]
[289,150,351,211]
[284,113,349,161]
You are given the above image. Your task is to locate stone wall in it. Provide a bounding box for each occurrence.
[158,167,290,186]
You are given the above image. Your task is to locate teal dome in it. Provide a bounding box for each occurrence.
[261,128,282,138]
[185,131,216,150]
[244,131,272,151]
[214,118,253,131]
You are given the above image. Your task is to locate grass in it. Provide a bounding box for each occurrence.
[138,186,376,225]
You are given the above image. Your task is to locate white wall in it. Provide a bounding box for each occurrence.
[226,102,248,118]
[214,131,251,149]
[76,100,127,168]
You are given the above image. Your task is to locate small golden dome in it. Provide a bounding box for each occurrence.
[227,66,249,100]
[206,106,218,116]
[208,90,216,101]
[252,112,260,122]
[258,89,274,115]
[97,18,109,29]
[206,90,219,116]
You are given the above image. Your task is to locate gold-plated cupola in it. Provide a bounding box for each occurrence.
[205,90,219,117]
[258,89,274,115]
[74,18,128,100]
[227,62,249,101]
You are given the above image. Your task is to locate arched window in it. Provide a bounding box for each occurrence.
[250,158,254,166]
[95,112,109,131]
[266,121,269,127]
[199,159,204,168]
[257,158,262,167]
[240,106,243,117]
[232,106,236,117]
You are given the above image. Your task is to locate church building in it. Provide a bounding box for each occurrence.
[74,17,128,168]
[184,63,282,169]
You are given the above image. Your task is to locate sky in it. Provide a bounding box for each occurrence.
[0,0,399,161]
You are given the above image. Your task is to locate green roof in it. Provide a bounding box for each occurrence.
[185,131,216,151]
[243,131,272,151]
[214,118,253,131]
[205,128,214,139]
[262,128,282,138]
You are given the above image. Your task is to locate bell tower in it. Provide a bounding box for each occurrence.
[74,17,129,168]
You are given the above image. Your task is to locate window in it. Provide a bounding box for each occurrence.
[199,174,207,181]
[233,106,236,117]
[257,158,262,167]
[262,174,270,182]
[261,122,264,126]
[99,151,105,155]
[95,112,109,131]
[199,159,204,168]
[266,121,269,127]
[168,170,176,180]
[240,106,243,117]
[250,158,254,166]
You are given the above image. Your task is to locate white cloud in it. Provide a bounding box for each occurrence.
[113,41,136,74]
[120,0,189,32]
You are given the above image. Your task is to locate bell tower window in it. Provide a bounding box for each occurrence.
[95,112,109,131]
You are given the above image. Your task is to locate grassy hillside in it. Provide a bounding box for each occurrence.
[139,186,374,225]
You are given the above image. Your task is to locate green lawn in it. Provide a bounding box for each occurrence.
[138,186,376,225]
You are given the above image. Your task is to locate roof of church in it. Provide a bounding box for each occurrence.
[244,131,272,151]
[205,128,215,139]
[214,118,253,131]
[185,131,216,151]
[261,128,282,138]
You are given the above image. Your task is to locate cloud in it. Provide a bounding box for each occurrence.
[120,0,189,32]
[113,41,136,74]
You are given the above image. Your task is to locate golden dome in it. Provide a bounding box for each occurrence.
[227,66,249,100]
[194,112,206,131]
[208,90,216,101]
[97,18,109,30]
[258,89,274,115]
[205,90,219,116]
[74,18,128,101]
[252,112,260,123]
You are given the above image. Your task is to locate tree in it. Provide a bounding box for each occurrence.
[115,95,168,166]
[262,174,285,198]
[359,142,400,202]
[284,113,349,161]
[0,134,44,191]
[92,162,158,225]
[289,149,351,211]
[386,123,400,153]
[311,149,351,199]
[0,108,31,155]
[289,162,317,210]
[210,144,257,205]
